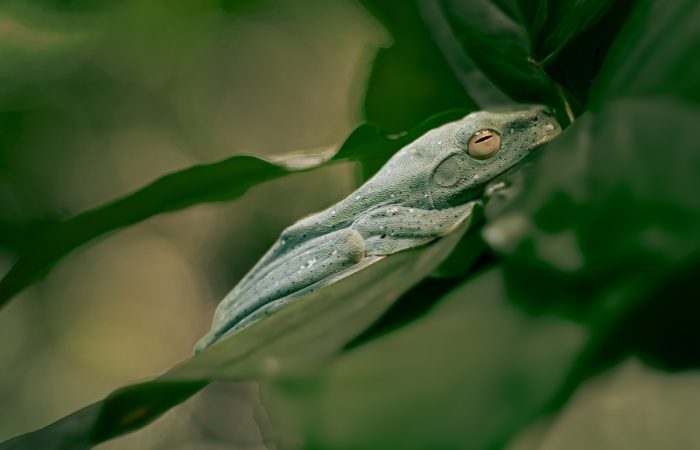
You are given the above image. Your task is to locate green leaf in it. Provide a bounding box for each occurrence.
[589,0,700,107]
[0,217,472,449]
[517,0,635,113]
[0,111,463,307]
[482,0,700,316]
[422,0,555,107]
[359,0,478,132]
[518,0,614,63]
[266,269,586,450]
[481,98,700,406]
[485,99,700,292]
[510,360,700,450]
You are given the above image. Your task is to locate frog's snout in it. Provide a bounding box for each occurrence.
[532,108,561,147]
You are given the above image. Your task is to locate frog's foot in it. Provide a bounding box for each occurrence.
[352,201,478,256]
[195,228,366,352]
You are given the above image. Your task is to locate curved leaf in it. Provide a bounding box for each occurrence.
[266,269,585,450]
[518,0,614,63]
[0,111,463,308]
[589,0,700,107]
[514,360,700,450]
[485,99,700,293]
[0,217,472,449]
[517,0,635,112]
[482,98,700,407]
[359,0,477,132]
[421,0,555,107]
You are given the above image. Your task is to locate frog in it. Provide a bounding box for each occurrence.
[195,106,561,352]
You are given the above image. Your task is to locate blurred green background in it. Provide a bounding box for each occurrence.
[1,0,699,449]
[0,1,382,448]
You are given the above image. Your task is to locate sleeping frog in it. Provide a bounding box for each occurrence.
[195,106,560,352]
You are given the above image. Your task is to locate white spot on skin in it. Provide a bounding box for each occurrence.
[355,195,361,200]
[408,208,415,213]
[331,210,337,216]
[390,194,395,198]
[306,258,317,268]
[331,250,338,256]
[545,123,555,131]
[437,140,442,145]
[386,207,400,216]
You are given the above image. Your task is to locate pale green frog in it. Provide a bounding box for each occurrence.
[195,107,560,352]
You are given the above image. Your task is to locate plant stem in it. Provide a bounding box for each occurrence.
[556,83,575,124]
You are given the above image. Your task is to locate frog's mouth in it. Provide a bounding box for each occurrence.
[534,120,562,146]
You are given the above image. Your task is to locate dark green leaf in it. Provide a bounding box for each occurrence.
[482,97,700,411]
[518,0,614,63]
[359,0,477,132]
[267,269,585,450]
[589,0,700,107]
[517,0,635,113]
[423,0,555,107]
[0,218,471,449]
[485,0,700,306]
[486,102,700,291]
[0,111,462,307]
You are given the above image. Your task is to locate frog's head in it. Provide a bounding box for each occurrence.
[428,106,561,207]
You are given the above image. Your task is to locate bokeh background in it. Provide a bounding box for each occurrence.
[2,1,700,449]
[0,1,382,448]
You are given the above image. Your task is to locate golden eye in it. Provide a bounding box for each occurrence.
[467,129,501,159]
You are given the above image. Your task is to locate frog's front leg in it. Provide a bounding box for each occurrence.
[352,201,478,256]
[195,228,367,351]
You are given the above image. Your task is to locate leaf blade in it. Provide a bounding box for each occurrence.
[0,111,464,307]
[0,216,472,449]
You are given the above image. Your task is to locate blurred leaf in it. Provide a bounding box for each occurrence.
[592,252,700,371]
[477,0,700,430]
[486,98,700,287]
[512,360,700,450]
[0,111,462,307]
[267,269,586,450]
[0,217,472,449]
[0,2,100,97]
[421,0,555,107]
[481,97,700,429]
[482,0,700,313]
[432,227,486,278]
[589,0,700,107]
[359,0,477,132]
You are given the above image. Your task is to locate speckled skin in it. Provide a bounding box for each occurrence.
[195,106,560,352]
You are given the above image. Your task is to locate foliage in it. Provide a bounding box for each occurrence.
[1,0,699,448]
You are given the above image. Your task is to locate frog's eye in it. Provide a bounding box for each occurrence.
[467,129,501,159]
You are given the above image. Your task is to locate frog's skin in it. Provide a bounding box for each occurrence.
[195,106,560,352]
